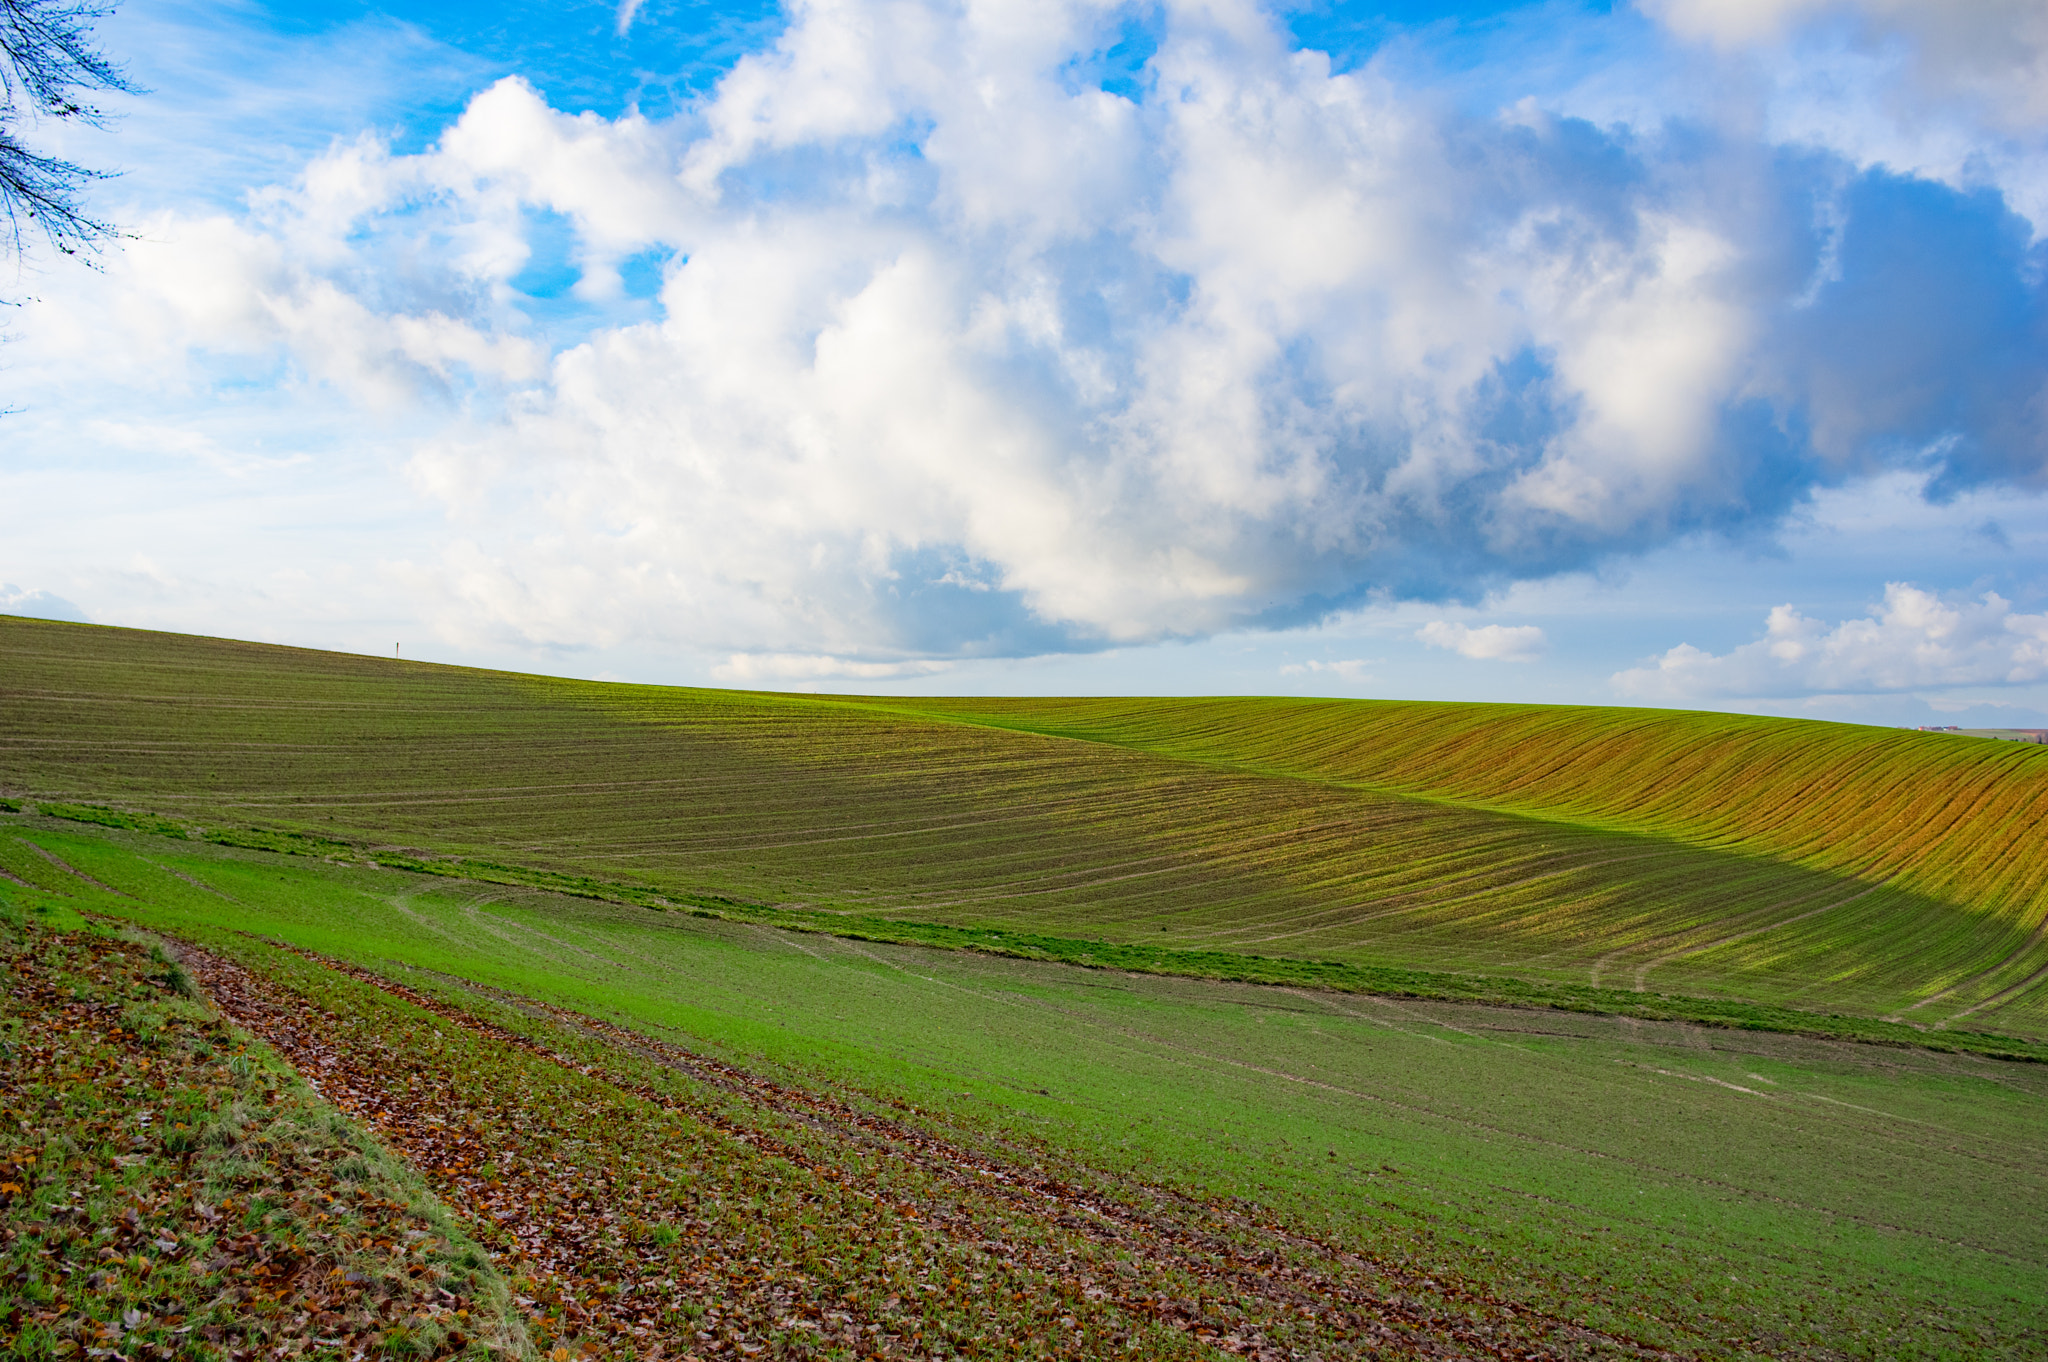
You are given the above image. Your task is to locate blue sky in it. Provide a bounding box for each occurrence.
[4,0,2047,723]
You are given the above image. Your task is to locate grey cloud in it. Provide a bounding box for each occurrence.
[0,586,90,624]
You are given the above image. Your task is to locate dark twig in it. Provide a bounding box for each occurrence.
[0,0,138,260]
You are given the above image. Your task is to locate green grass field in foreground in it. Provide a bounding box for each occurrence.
[4,615,2046,1035]
[5,822,2044,1359]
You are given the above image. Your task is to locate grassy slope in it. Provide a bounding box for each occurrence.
[859,695,2048,1032]
[4,615,2046,1035]
[8,822,2045,1360]
[0,898,522,1361]
[869,696,2048,918]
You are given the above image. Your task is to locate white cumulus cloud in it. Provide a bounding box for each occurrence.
[11,0,2048,667]
[1417,621,1548,662]
[1611,583,2048,699]
[1280,658,1375,681]
[380,4,2045,659]
[712,653,954,683]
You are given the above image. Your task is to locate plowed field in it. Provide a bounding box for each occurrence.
[3,616,2045,1032]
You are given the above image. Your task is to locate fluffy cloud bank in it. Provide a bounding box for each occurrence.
[19,0,2048,665]
[1613,584,2048,699]
[1417,622,1547,662]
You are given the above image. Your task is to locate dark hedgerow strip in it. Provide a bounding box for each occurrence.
[0,897,524,1361]
[22,805,2044,1065]
[179,930,1660,1361]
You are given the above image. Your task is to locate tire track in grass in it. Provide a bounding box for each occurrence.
[143,858,243,903]
[384,958,1666,1361]
[428,977,1620,1362]
[1584,879,1846,992]
[843,945,2044,1266]
[176,942,1275,1360]
[778,945,1732,1355]
[191,937,1682,1361]
[187,943,1066,1360]
[24,843,137,899]
[1943,956,2048,1026]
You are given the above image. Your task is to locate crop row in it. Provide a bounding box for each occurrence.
[874,695,2048,924]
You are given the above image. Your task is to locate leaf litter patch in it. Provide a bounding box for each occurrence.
[0,909,520,1361]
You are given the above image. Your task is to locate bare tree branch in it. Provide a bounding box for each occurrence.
[0,0,137,260]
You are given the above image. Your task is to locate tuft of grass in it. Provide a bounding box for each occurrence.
[149,941,201,998]
[204,826,359,859]
[37,802,189,840]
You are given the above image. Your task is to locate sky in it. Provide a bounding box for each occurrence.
[2,0,2046,723]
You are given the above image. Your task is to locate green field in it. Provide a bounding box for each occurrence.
[4,616,2045,1035]
[2,822,2044,1359]
[5,615,2047,1358]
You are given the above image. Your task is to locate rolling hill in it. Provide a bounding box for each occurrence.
[4,613,2045,1035]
